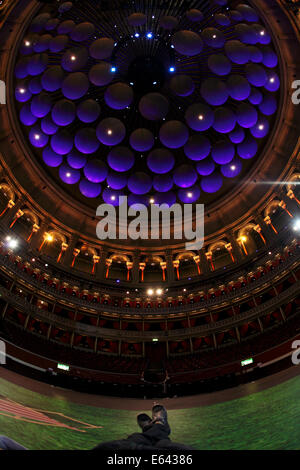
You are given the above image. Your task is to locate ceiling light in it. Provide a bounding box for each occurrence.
[7,239,18,249]
[147,289,154,296]
[198,115,204,120]
[146,32,153,39]
[169,66,175,73]
[25,40,31,46]
[230,165,236,171]
[135,33,140,38]
[66,172,71,177]
[293,219,300,231]
[111,66,117,73]
[187,192,193,198]
[150,198,155,204]
[107,129,112,135]
[70,55,76,61]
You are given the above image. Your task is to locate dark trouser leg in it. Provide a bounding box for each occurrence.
[0,436,27,450]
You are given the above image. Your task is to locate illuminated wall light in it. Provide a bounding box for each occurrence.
[147,288,154,296]
[156,288,163,295]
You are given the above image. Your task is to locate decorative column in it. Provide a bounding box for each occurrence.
[30,220,47,251]
[1,197,24,228]
[0,198,14,218]
[193,255,201,274]
[173,260,180,280]
[279,200,293,218]
[238,236,248,255]
[253,224,266,245]
[139,262,146,282]
[205,251,214,271]
[225,243,235,263]
[199,248,210,274]
[131,250,140,283]
[98,246,108,279]
[92,255,100,274]
[126,261,133,281]
[71,248,81,268]
[105,258,112,278]
[160,261,167,281]
[165,251,174,282]
[287,189,300,207]
[227,231,243,262]
[9,209,24,228]
[57,242,68,263]
[264,215,278,234]
[38,232,54,252]
[27,223,39,242]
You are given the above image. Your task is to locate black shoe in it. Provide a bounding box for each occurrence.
[137,413,152,430]
[152,405,168,426]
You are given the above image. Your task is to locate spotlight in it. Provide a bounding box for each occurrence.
[111,195,116,201]
[19,88,26,94]
[111,66,117,73]
[135,33,140,38]
[293,219,300,231]
[66,172,71,178]
[147,288,154,296]
[146,32,153,39]
[156,288,163,295]
[149,198,155,204]
[7,239,18,249]
[70,55,76,61]
[187,192,193,198]
[230,165,236,171]
[45,234,54,242]
[241,236,247,242]
[25,41,31,47]
[198,114,204,120]
[107,129,113,135]
[169,66,175,73]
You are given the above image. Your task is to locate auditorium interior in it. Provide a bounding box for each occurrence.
[0,0,299,451]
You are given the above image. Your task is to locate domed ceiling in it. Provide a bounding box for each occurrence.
[14,0,280,210]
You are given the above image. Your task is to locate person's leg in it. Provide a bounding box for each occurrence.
[0,436,27,450]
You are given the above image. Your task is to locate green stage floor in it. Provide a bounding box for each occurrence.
[0,372,299,450]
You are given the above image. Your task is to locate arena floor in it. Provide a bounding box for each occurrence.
[0,366,299,450]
